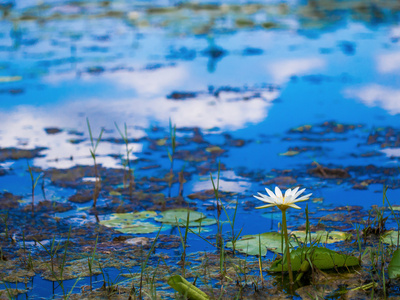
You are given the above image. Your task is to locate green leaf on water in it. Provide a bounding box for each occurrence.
[381,230,400,246]
[168,275,210,300]
[291,230,352,244]
[155,209,216,227]
[279,150,300,156]
[0,76,22,82]
[116,221,165,234]
[226,232,295,255]
[99,211,162,234]
[269,246,359,272]
[388,249,400,279]
[109,190,122,196]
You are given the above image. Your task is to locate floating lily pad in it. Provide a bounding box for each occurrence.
[0,76,22,82]
[100,211,161,234]
[117,221,164,234]
[168,275,210,300]
[226,232,295,256]
[101,211,157,225]
[155,209,216,227]
[388,249,400,279]
[205,146,224,154]
[291,230,352,244]
[381,231,400,246]
[279,150,299,156]
[109,190,122,196]
[270,246,359,272]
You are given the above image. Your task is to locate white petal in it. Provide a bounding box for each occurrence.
[275,186,283,199]
[284,188,292,198]
[255,203,277,209]
[293,193,312,202]
[287,203,301,209]
[284,195,293,203]
[253,195,275,204]
[291,187,300,196]
[293,188,306,199]
[265,188,277,199]
[257,192,275,202]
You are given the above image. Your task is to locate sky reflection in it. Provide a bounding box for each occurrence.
[1,0,400,172]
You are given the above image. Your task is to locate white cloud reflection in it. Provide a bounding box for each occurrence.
[268,58,325,84]
[381,148,400,158]
[102,68,188,96]
[377,52,400,73]
[345,84,400,115]
[0,87,278,169]
[0,106,142,169]
[193,171,251,193]
[44,65,189,96]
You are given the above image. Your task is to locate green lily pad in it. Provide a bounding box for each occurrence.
[100,211,161,234]
[291,230,352,244]
[116,221,165,234]
[101,211,157,225]
[109,190,122,196]
[381,231,400,246]
[279,151,299,156]
[168,275,210,300]
[155,209,216,227]
[226,232,296,256]
[269,246,359,272]
[388,249,400,279]
[0,76,22,82]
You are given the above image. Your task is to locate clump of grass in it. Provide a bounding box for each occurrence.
[210,161,223,250]
[176,212,190,277]
[27,161,42,217]
[166,119,177,198]
[1,211,9,242]
[35,227,81,299]
[87,235,99,291]
[87,118,104,209]
[135,226,162,300]
[115,122,135,198]
[97,261,127,297]
[178,164,186,198]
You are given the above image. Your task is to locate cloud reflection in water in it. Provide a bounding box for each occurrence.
[345,84,400,115]
[0,67,279,169]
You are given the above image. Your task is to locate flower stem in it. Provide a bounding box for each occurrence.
[282,210,294,285]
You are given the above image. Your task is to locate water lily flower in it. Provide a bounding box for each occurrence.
[254,186,312,211]
[253,186,312,286]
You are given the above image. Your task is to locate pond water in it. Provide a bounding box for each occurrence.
[0,0,400,299]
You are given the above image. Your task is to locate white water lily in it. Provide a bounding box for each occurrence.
[253,186,312,286]
[254,186,312,211]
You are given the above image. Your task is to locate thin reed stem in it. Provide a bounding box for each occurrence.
[282,210,293,286]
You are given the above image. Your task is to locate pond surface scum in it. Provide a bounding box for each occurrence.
[1,0,400,299]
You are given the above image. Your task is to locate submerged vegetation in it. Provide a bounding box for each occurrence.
[1,0,400,299]
[0,118,400,299]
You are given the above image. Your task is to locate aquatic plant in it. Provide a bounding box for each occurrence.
[115,122,135,197]
[1,211,9,242]
[27,161,42,217]
[254,186,312,285]
[86,118,104,209]
[138,226,162,299]
[87,235,98,291]
[166,119,177,198]
[210,162,223,250]
[176,212,190,278]
[34,227,81,299]
[168,275,210,300]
